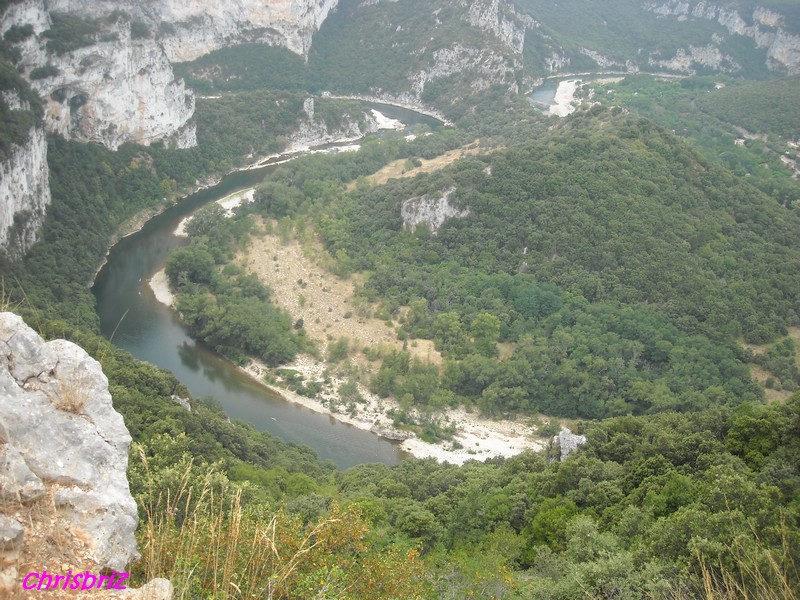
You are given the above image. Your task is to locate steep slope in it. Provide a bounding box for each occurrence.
[0,312,137,590]
[0,0,339,150]
[335,111,800,343]
[0,59,49,258]
[514,0,800,77]
[1,5,195,150]
[309,0,572,107]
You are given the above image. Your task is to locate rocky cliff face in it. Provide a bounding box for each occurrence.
[43,0,339,62]
[0,0,340,255]
[463,0,536,56]
[135,0,338,63]
[1,0,339,150]
[402,186,470,234]
[1,2,196,151]
[646,1,800,74]
[648,42,740,73]
[0,125,50,258]
[0,313,138,579]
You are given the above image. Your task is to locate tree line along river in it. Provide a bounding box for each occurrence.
[93,103,441,468]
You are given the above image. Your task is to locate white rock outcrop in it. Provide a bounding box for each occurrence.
[0,126,51,257]
[463,0,537,56]
[395,42,521,106]
[649,44,739,73]
[286,100,403,151]
[0,312,138,571]
[402,186,470,234]
[1,3,195,150]
[39,0,338,62]
[1,0,342,150]
[552,428,587,461]
[36,35,195,150]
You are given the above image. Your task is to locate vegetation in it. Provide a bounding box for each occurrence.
[174,0,520,119]
[127,388,800,598]
[310,0,516,105]
[166,207,307,366]
[588,75,800,209]
[28,64,59,79]
[515,0,792,78]
[239,111,796,420]
[174,44,309,94]
[42,13,102,55]
[697,75,800,139]
[2,2,800,596]
[3,24,34,44]
[0,58,43,159]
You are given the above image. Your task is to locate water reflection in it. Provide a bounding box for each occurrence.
[93,103,440,468]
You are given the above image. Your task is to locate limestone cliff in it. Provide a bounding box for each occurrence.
[0,125,50,258]
[648,42,740,73]
[288,99,412,153]
[0,0,338,150]
[0,0,341,254]
[401,186,470,234]
[462,0,536,56]
[42,0,339,62]
[1,3,196,151]
[0,312,138,579]
[646,1,800,74]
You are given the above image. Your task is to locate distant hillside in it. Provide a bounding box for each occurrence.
[515,0,800,77]
[697,75,800,138]
[326,110,800,345]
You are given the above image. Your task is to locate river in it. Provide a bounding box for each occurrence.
[92,103,441,469]
[530,74,631,112]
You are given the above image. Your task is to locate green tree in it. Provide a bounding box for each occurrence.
[471,312,500,357]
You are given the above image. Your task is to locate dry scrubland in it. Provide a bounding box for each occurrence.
[237,220,547,463]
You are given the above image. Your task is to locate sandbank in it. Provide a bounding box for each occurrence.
[149,270,545,463]
[549,80,580,117]
[241,355,545,465]
[148,269,174,307]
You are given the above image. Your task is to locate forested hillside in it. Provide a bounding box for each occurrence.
[516,0,800,77]
[697,75,800,138]
[2,0,799,596]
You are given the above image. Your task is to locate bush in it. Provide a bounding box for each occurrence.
[130,21,150,40]
[29,64,59,79]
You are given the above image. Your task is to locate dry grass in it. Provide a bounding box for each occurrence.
[0,490,97,599]
[789,327,800,369]
[741,329,800,404]
[345,139,500,191]
[134,448,425,599]
[241,219,441,366]
[747,364,793,403]
[52,380,87,414]
[693,511,798,600]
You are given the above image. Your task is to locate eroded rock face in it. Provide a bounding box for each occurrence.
[0,0,343,151]
[646,0,800,74]
[552,428,587,461]
[462,0,536,56]
[401,186,470,234]
[649,43,740,73]
[0,312,138,571]
[0,125,50,257]
[36,0,338,62]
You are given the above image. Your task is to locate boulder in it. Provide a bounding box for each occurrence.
[0,313,138,571]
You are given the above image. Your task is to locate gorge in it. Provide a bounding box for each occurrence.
[1,1,800,597]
